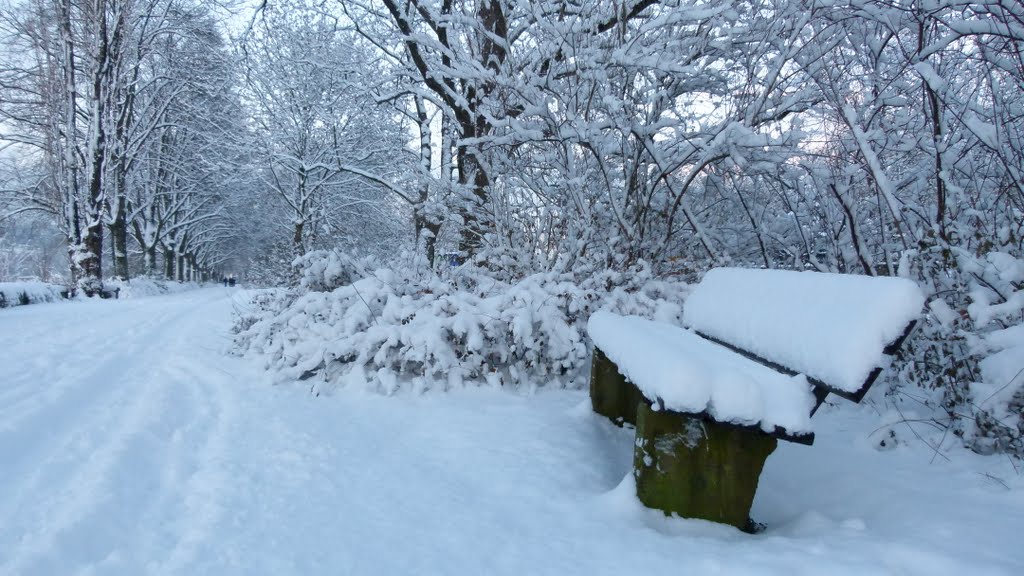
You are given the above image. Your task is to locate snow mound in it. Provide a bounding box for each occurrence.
[0,281,67,308]
[683,268,925,394]
[588,311,815,435]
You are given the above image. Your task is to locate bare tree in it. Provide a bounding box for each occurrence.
[242,0,405,262]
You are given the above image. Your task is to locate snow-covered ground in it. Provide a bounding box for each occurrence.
[0,288,1021,575]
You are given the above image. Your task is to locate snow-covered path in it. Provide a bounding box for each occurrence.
[1,288,1022,575]
[0,289,245,575]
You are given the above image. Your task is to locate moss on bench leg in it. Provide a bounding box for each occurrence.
[633,402,777,530]
[590,348,647,426]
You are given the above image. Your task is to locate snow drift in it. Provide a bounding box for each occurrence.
[0,281,67,308]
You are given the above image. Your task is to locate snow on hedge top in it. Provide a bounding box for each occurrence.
[587,312,815,435]
[683,268,925,394]
[0,281,66,307]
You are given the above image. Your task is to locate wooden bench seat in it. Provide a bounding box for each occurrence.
[587,267,924,530]
[589,312,816,444]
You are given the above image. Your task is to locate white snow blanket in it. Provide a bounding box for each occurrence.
[588,311,815,436]
[683,268,925,394]
[1,287,1022,575]
[0,281,65,308]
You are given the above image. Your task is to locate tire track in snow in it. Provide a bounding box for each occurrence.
[0,300,184,494]
[0,358,171,575]
[71,293,238,576]
[146,359,237,576]
[0,299,181,433]
[118,291,242,575]
[0,292,236,575]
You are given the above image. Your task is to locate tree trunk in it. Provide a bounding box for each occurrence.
[412,96,440,267]
[293,220,305,257]
[452,0,506,258]
[164,247,174,280]
[109,195,129,279]
[456,133,490,258]
[145,245,156,276]
[77,0,113,294]
[77,219,104,295]
[414,204,441,268]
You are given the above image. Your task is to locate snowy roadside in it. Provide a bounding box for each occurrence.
[0,277,213,310]
[102,277,207,299]
[0,288,1021,575]
[0,281,66,308]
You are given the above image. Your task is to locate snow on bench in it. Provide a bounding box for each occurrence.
[588,311,815,442]
[588,268,924,443]
[585,267,925,530]
[683,267,925,402]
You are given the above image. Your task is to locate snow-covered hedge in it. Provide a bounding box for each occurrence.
[957,251,1024,456]
[0,281,67,309]
[896,247,1024,457]
[237,247,1024,458]
[234,250,688,393]
[231,288,288,335]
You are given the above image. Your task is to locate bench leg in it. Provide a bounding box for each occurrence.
[590,348,647,426]
[633,402,777,531]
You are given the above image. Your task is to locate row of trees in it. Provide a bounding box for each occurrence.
[1,1,1021,450]
[0,0,254,290]
[260,0,1020,453]
[0,0,420,288]
[4,0,1021,285]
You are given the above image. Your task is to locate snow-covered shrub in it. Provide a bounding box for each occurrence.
[0,281,67,308]
[293,250,376,293]
[231,288,288,335]
[234,252,688,394]
[964,250,1024,456]
[895,242,1024,457]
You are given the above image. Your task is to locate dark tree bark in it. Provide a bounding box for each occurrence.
[109,194,129,279]
[378,0,509,259]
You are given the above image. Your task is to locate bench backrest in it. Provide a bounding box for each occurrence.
[683,268,924,402]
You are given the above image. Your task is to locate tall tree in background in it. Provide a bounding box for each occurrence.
[341,0,513,258]
[241,0,406,263]
[125,7,248,281]
[38,0,125,293]
[1,0,248,287]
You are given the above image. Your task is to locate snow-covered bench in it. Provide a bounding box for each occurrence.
[587,267,925,530]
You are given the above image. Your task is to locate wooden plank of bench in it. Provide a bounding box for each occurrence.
[588,312,817,443]
[683,267,925,400]
[590,347,815,444]
[694,318,917,412]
